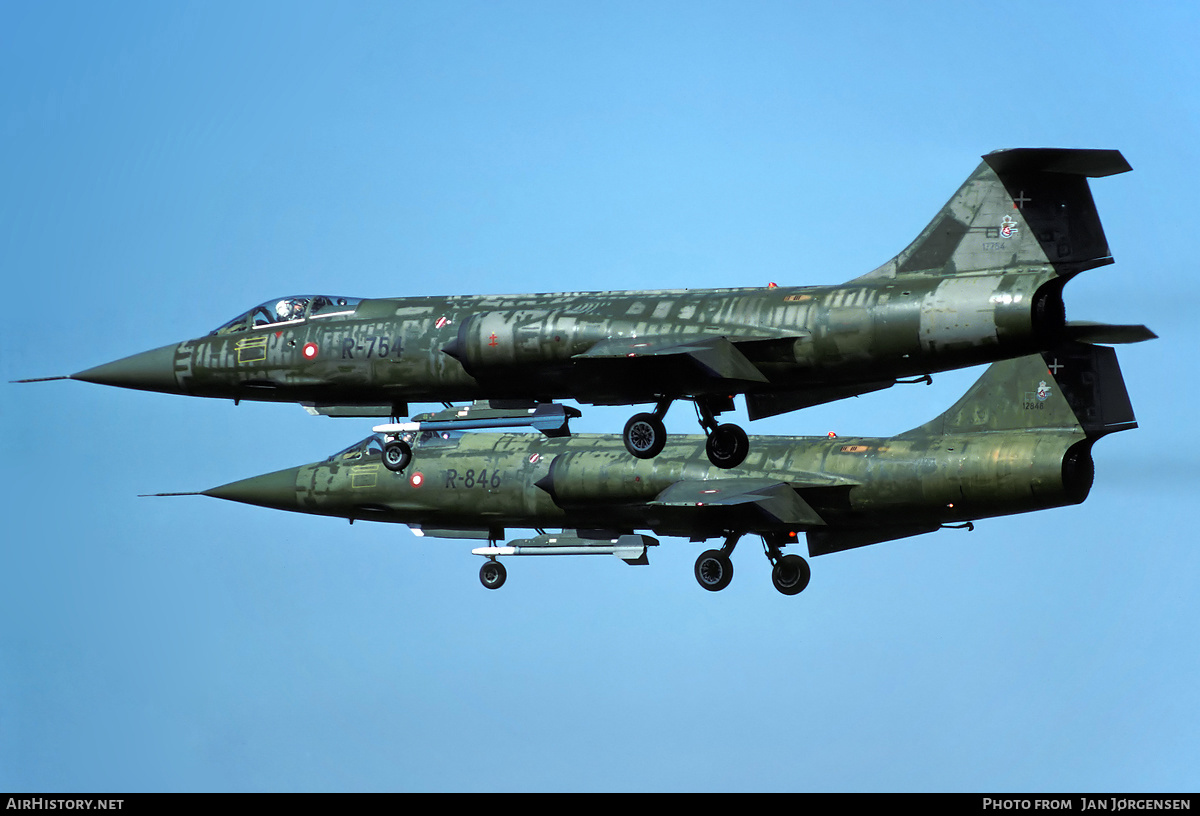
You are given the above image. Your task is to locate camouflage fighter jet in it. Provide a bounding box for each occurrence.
[158,342,1137,594]
[28,148,1152,469]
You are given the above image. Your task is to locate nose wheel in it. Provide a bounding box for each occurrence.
[382,438,412,472]
[479,559,507,590]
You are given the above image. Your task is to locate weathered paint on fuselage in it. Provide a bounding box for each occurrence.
[174,271,1059,408]
[257,423,1087,541]
[67,149,1138,419]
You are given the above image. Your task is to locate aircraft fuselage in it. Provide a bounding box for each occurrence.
[122,272,1061,415]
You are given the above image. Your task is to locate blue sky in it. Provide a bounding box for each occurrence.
[2,0,1197,792]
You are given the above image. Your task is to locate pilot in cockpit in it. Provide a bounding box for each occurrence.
[275,298,306,321]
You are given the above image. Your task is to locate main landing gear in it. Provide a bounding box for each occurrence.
[623,397,749,469]
[693,533,811,596]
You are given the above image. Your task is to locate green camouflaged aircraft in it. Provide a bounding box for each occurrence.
[27,148,1152,469]
[159,342,1137,594]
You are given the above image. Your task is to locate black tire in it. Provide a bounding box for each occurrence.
[382,439,412,472]
[623,412,667,459]
[694,549,733,592]
[771,554,811,596]
[479,560,507,590]
[705,423,749,469]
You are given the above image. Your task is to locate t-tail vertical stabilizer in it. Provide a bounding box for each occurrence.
[854,148,1132,283]
[899,342,1137,440]
[808,344,1137,558]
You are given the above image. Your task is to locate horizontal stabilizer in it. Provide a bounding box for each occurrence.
[577,335,769,383]
[1062,321,1157,345]
[982,148,1131,178]
[651,479,826,526]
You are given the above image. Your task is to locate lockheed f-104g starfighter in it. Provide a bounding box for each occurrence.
[161,342,1136,594]
[27,148,1152,469]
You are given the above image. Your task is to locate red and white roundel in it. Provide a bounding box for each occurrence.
[410,472,424,488]
[302,342,319,359]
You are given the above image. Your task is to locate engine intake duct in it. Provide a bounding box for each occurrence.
[534,452,675,506]
[443,310,613,369]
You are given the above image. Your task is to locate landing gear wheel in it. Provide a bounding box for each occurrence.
[705,423,749,469]
[624,413,667,459]
[382,439,412,472]
[479,560,507,590]
[771,554,811,596]
[694,549,734,592]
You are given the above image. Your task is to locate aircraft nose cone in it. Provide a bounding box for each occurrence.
[71,343,180,394]
[203,467,305,512]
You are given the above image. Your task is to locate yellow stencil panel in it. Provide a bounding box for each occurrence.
[235,336,268,364]
[350,465,378,489]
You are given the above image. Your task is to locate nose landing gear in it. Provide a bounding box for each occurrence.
[479,559,507,590]
[382,438,412,472]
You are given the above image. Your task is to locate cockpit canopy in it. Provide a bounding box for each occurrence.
[211,295,362,335]
[329,434,385,463]
[327,431,463,463]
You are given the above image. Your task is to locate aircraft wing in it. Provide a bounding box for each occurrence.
[745,379,898,420]
[574,335,773,383]
[649,478,832,526]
